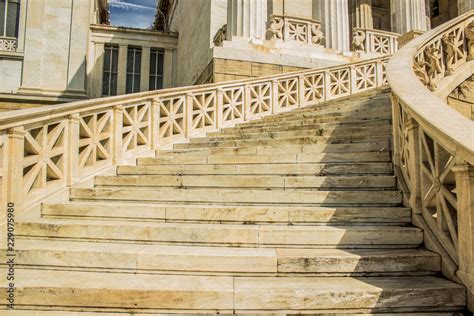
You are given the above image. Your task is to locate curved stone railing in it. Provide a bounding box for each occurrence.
[387,11,474,306]
[353,28,399,55]
[0,56,389,216]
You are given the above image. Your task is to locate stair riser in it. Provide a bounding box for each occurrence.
[2,247,438,276]
[208,119,391,136]
[143,152,391,165]
[16,223,422,247]
[118,163,393,176]
[191,126,392,143]
[95,175,396,189]
[42,204,411,224]
[174,135,390,150]
[70,188,402,205]
[157,141,390,157]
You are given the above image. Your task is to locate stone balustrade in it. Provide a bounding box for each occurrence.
[387,11,474,309]
[353,28,399,55]
[0,36,17,52]
[0,56,389,218]
[268,15,324,46]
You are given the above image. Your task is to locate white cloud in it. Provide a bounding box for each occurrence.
[109,0,156,12]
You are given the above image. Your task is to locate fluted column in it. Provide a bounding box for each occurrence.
[353,0,373,29]
[390,0,428,35]
[227,0,268,42]
[459,0,474,14]
[313,0,350,51]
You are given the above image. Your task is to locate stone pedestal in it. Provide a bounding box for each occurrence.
[390,0,428,35]
[313,0,350,51]
[352,0,373,29]
[226,0,268,42]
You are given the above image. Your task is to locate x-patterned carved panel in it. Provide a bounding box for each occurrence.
[248,82,272,119]
[23,121,66,196]
[328,69,350,98]
[190,91,216,133]
[78,110,112,176]
[302,73,324,105]
[122,103,151,153]
[158,96,185,143]
[354,63,377,92]
[373,36,390,54]
[420,129,459,262]
[277,78,299,111]
[287,21,307,42]
[222,87,244,124]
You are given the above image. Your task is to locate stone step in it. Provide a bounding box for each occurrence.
[118,162,393,176]
[16,219,423,247]
[3,239,439,275]
[208,118,391,136]
[69,187,402,205]
[42,202,411,224]
[95,175,396,189]
[233,105,392,127]
[0,270,463,312]
[191,125,392,144]
[173,134,391,150]
[156,141,390,157]
[234,110,392,129]
[200,124,392,143]
[145,151,391,165]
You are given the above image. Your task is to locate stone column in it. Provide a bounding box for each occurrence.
[226,0,268,42]
[459,0,474,14]
[140,46,151,92]
[390,0,428,35]
[89,42,105,98]
[353,0,373,29]
[313,0,350,51]
[117,44,128,95]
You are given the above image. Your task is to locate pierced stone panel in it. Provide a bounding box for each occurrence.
[248,82,272,118]
[122,103,151,153]
[395,103,412,184]
[328,68,350,99]
[222,87,245,124]
[78,111,112,176]
[23,121,66,196]
[190,91,217,133]
[302,73,324,105]
[420,129,459,262]
[442,25,466,75]
[354,63,377,92]
[158,96,186,143]
[277,78,299,111]
[287,20,308,42]
[372,35,390,54]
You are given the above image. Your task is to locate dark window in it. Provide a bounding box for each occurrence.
[126,46,141,93]
[0,0,20,38]
[430,0,440,18]
[102,45,119,96]
[149,49,164,90]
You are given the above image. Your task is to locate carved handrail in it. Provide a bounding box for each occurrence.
[387,11,474,303]
[268,14,324,45]
[353,28,399,55]
[0,56,389,216]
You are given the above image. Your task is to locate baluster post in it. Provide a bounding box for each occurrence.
[185,93,193,138]
[216,88,224,129]
[453,163,474,310]
[151,98,160,150]
[66,114,80,186]
[298,75,306,108]
[1,127,25,249]
[244,84,251,121]
[112,105,124,164]
[272,79,279,114]
[407,118,421,211]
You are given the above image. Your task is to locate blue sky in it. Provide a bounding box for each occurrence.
[109,0,157,29]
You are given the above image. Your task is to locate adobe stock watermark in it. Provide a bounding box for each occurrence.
[5,202,16,309]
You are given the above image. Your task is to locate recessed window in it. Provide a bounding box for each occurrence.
[430,0,440,18]
[126,46,141,93]
[149,49,164,90]
[102,45,119,96]
[0,0,20,38]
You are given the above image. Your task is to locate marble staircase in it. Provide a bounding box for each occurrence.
[3,89,467,314]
